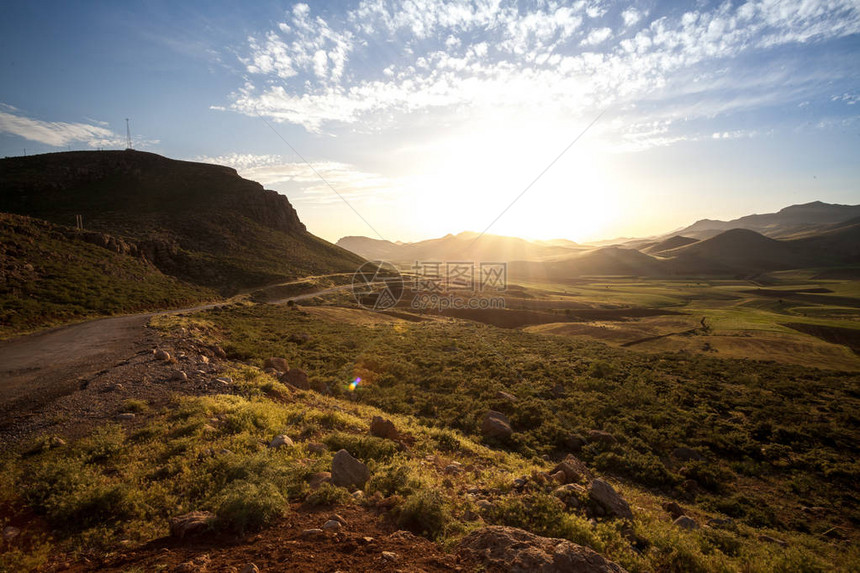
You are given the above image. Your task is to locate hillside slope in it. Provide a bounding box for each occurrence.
[0,213,214,337]
[0,151,364,292]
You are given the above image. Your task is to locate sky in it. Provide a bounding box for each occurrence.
[1,0,858,244]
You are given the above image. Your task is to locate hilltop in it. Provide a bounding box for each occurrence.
[0,151,364,293]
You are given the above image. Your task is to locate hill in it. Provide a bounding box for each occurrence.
[0,151,364,293]
[0,213,214,337]
[337,231,584,263]
[677,201,860,239]
[642,235,698,255]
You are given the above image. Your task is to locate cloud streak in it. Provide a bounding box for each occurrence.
[0,107,124,148]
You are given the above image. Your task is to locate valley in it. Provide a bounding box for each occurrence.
[0,152,858,572]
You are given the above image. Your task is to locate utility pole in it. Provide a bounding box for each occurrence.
[126,118,132,150]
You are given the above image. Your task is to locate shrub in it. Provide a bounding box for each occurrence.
[366,463,422,497]
[79,424,125,463]
[121,399,149,413]
[491,492,597,548]
[395,489,450,540]
[305,483,353,506]
[323,433,400,462]
[213,480,287,534]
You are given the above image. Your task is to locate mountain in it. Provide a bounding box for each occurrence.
[642,235,698,255]
[676,201,860,239]
[336,231,585,263]
[0,151,364,293]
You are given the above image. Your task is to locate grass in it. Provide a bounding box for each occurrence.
[1,288,858,571]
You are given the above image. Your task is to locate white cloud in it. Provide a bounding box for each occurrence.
[0,107,125,148]
[581,27,612,46]
[195,152,400,204]
[225,0,860,149]
[621,8,642,28]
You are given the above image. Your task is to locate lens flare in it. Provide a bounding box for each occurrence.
[348,377,361,391]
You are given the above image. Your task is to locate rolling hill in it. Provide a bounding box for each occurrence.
[0,151,364,293]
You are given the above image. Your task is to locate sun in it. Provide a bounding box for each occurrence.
[403,119,621,242]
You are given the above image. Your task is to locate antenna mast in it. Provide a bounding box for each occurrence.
[125,118,132,150]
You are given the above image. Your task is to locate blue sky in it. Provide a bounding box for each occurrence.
[1,0,858,243]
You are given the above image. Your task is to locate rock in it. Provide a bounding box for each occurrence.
[554,483,587,510]
[269,435,293,449]
[662,501,685,519]
[116,413,135,421]
[331,449,370,489]
[481,410,513,441]
[476,500,495,512]
[307,472,332,490]
[444,462,464,475]
[587,430,617,446]
[169,511,216,539]
[3,525,21,542]
[283,368,310,390]
[330,514,348,525]
[301,528,325,539]
[288,332,311,344]
[215,376,233,385]
[172,371,188,382]
[263,357,289,373]
[263,367,278,375]
[323,519,342,530]
[495,390,518,402]
[672,446,704,461]
[457,526,628,573]
[308,442,328,455]
[214,345,227,358]
[552,454,593,484]
[241,565,260,573]
[758,534,788,547]
[200,355,209,365]
[381,551,399,562]
[155,349,171,361]
[588,479,633,520]
[673,515,699,530]
[707,517,734,528]
[47,436,66,449]
[565,433,588,452]
[369,416,399,440]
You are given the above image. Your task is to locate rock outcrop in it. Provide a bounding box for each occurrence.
[457,526,628,573]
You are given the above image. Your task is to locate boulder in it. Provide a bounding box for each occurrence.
[481,410,513,441]
[169,511,216,539]
[269,435,293,449]
[370,416,399,440]
[172,371,188,382]
[323,519,342,530]
[263,357,288,372]
[662,501,685,519]
[672,446,704,461]
[588,479,633,520]
[283,368,310,390]
[565,433,587,452]
[587,430,617,446]
[673,515,699,530]
[307,471,332,490]
[457,526,628,573]
[331,449,370,490]
[116,413,135,421]
[155,349,171,361]
[554,483,587,510]
[552,454,593,484]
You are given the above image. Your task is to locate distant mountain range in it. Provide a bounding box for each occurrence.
[674,201,860,240]
[338,201,860,278]
[0,151,363,293]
